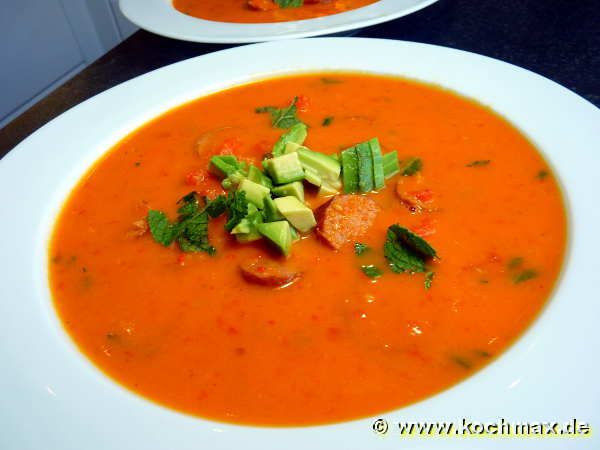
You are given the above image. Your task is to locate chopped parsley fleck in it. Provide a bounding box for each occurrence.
[361,265,383,279]
[424,271,435,289]
[322,116,334,127]
[513,269,538,284]
[274,0,303,7]
[354,242,370,256]
[536,169,549,180]
[466,160,491,167]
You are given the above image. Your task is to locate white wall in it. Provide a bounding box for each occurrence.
[0,0,137,128]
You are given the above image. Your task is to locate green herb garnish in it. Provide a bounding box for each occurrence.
[400,157,422,176]
[204,195,228,218]
[256,97,302,129]
[451,355,472,370]
[384,225,437,273]
[475,350,492,358]
[148,192,219,254]
[466,160,491,167]
[147,210,176,246]
[274,0,303,7]
[320,77,343,84]
[507,256,524,269]
[176,212,215,255]
[513,269,538,284]
[424,271,435,289]
[354,242,370,256]
[322,116,334,127]
[224,191,249,232]
[361,265,383,279]
[536,169,549,180]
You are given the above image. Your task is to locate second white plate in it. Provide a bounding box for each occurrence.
[119,0,439,43]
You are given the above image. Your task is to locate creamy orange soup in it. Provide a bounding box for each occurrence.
[173,0,379,23]
[49,73,566,425]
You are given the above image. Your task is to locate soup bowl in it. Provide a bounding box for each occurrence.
[0,38,598,450]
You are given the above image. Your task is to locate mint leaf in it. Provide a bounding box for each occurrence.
[177,191,199,219]
[384,225,437,273]
[354,242,370,256]
[177,212,215,255]
[389,225,437,259]
[225,191,249,232]
[275,0,303,7]
[147,210,176,246]
[384,235,426,273]
[256,97,302,129]
[361,265,383,279]
[400,157,422,176]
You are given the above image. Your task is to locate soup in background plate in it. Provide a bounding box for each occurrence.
[173,0,379,23]
[49,73,566,425]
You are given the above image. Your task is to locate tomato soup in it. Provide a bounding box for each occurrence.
[49,73,566,425]
[173,0,379,23]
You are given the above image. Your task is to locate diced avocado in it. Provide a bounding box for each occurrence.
[221,170,245,190]
[210,155,239,178]
[318,182,339,196]
[356,142,374,193]
[382,151,400,179]
[263,196,284,222]
[341,147,359,193]
[231,220,251,234]
[304,167,322,187]
[232,204,263,242]
[290,227,300,242]
[237,178,270,208]
[297,148,341,182]
[257,221,292,256]
[265,152,305,185]
[285,144,341,191]
[272,181,304,201]
[272,123,308,157]
[247,164,273,189]
[370,138,385,190]
[236,232,260,243]
[284,142,308,154]
[273,196,316,232]
[236,231,262,243]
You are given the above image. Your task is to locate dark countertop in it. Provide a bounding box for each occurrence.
[1,0,598,158]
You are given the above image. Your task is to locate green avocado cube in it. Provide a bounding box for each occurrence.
[265,152,305,185]
[237,178,270,208]
[272,181,304,201]
[273,196,316,233]
[257,221,292,256]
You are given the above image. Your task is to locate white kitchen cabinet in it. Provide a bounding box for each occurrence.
[0,0,137,127]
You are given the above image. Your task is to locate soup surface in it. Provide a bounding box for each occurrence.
[173,0,379,23]
[50,73,566,425]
